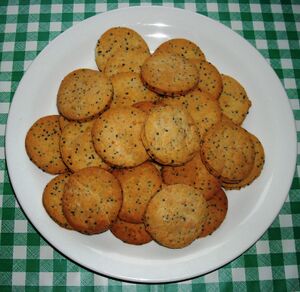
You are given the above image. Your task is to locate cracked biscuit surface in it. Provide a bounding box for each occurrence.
[201,120,255,183]
[141,105,200,165]
[141,52,199,96]
[62,167,122,235]
[144,184,208,249]
[92,107,149,167]
[154,38,206,69]
[57,69,113,121]
[95,27,149,72]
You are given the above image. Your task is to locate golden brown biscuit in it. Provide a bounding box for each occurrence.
[110,72,159,108]
[110,218,152,245]
[201,120,255,183]
[92,107,149,167]
[62,167,122,235]
[60,121,110,172]
[218,74,252,125]
[43,173,72,229]
[104,47,150,77]
[141,52,199,96]
[199,188,228,238]
[57,69,113,121]
[160,89,222,138]
[112,162,162,223]
[154,38,206,69]
[25,115,68,174]
[162,153,220,200]
[198,61,223,100]
[222,133,265,189]
[144,184,207,249]
[141,105,200,165]
[95,27,149,72]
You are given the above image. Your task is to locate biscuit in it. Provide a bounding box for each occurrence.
[112,162,162,223]
[218,74,252,125]
[62,167,122,235]
[57,69,113,121]
[201,120,255,183]
[58,115,70,130]
[144,184,207,249]
[199,188,228,238]
[110,72,159,108]
[222,133,265,189]
[141,105,200,165]
[133,101,157,114]
[92,107,149,167]
[110,218,152,245]
[141,52,199,96]
[104,48,150,78]
[198,61,223,100]
[25,115,68,174]
[60,121,110,172]
[42,173,72,229]
[160,89,222,138]
[95,27,149,72]
[162,152,220,200]
[154,38,206,69]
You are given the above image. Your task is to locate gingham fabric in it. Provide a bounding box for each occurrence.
[0,1,299,291]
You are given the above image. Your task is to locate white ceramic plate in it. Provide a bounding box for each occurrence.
[6,7,297,283]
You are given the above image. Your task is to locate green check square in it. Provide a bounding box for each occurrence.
[26,260,40,272]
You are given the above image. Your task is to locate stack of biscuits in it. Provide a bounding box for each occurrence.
[25,27,265,249]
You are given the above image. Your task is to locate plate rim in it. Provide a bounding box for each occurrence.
[5,6,297,283]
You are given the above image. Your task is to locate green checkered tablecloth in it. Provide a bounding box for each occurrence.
[0,0,299,290]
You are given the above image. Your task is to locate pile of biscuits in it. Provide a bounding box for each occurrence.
[25,27,264,249]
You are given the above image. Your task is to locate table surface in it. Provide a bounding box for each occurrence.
[0,1,299,291]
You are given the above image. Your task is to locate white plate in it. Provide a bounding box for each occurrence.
[6,7,297,283]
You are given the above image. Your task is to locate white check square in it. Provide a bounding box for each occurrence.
[12,272,26,286]
[39,272,53,286]
[232,268,246,282]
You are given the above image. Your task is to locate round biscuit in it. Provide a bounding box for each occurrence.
[141,52,199,96]
[141,105,200,165]
[57,69,113,121]
[25,115,68,174]
[92,107,149,167]
[160,89,222,138]
[111,72,159,108]
[154,38,206,69]
[42,173,72,229]
[104,48,150,78]
[162,152,221,200]
[112,162,162,223]
[95,27,149,72]
[60,121,110,172]
[198,61,223,100]
[218,74,252,125]
[62,167,122,235]
[144,184,208,249]
[201,120,255,183]
[199,188,228,238]
[222,133,265,190]
[110,218,152,245]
